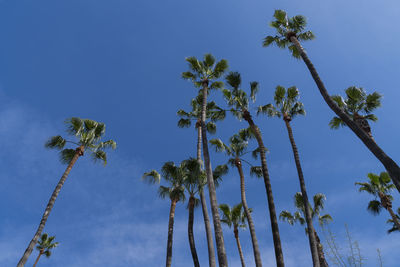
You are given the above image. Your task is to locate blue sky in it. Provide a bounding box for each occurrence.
[1,0,400,266]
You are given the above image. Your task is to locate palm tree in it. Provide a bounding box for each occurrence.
[258,85,319,266]
[386,207,400,234]
[17,118,116,267]
[355,172,400,231]
[177,94,226,267]
[329,86,381,139]
[143,162,186,267]
[182,53,229,266]
[280,193,332,267]
[210,129,262,267]
[263,9,400,193]
[219,203,249,267]
[181,158,206,267]
[32,233,58,267]
[223,71,285,267]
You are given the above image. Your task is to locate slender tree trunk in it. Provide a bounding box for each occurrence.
[201,81,228,267]
[188,195,200,267]
[197,124,217,267]
[387,207,400,231]
[314,230,329,267]
[290,36,400,193]
[379,192,400,231]
[235,158,262,267]
[242,110,285,267]
[17,146,84,267]
[32,251,42,267]
[284,119,320,267]
[166,199,177,267]
[234,228,246,267]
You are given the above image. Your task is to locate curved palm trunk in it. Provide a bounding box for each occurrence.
[387,207,400,231]
[284,119,320,267]
[234,228,246,267]
[17,146,84,267]
[379,192,400,231]
[235,158,262,267]
[201,81,228,267]
[242,110,285,267]
[166,199,178,267]
[314,230,329,267]
[32,251,43,267]
[188,195,200,267]
[197,124,217,267]
[290,36,400,193]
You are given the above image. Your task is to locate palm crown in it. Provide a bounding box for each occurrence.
[219,203,249,230]
[223,71,259,119]
[45,117,116,165]
[182,54,228,90]
[143,160,227,201]
[143,161,186,203]
[280,192,332,227]
[355,172,395,215]
[329,86,381,129]
[263,10,315,58]
[177,94,226,133]
[36,233,58,258]
[258,85,305,121]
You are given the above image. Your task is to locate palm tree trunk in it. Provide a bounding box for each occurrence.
[201,81,228,267]
[188,195,200,267]
[235,158,262,267]
[387,207,400,230]
[166,199,178,267]
[197,124,217,267]
[314,230,329,267]
[234,228,246,267]
[242,110,285,267]
[289,36,400,193]
[17,146,84,267]
[284,119,320,267]
[32,251,42,267]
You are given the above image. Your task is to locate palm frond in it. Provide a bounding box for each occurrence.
[250,81,259,102]
[92,150,107,165]
[66,117,83,136]
[212,59,228,79]
[142,170,161,184]
[206,122,217,134]
[225,72,241,89]
[177,118,192,128]
[203,53,216,68]
[250,166,263,178]
[59,149,76,164]
[329,117,346,129]
[367,200,382,215]
[210,81,224,90]
[45,136,67,150]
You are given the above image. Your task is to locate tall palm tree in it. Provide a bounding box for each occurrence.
[219,203,249,267]
[182,53,229,266]
[32,233,58,267]
[143,162,186,267]
[258,85,319,266]
[386,207,400,234]
[17,118,116,267]
[328,86,381,139]
[181,158,206,267]
[280,193,332,267]
[223,71,285,267]
[263,9,400,192]
[210,129,262,267]
[177,94,226,267]
[355,172,400,231]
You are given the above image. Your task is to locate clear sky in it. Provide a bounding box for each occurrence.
[1,0,400,266]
